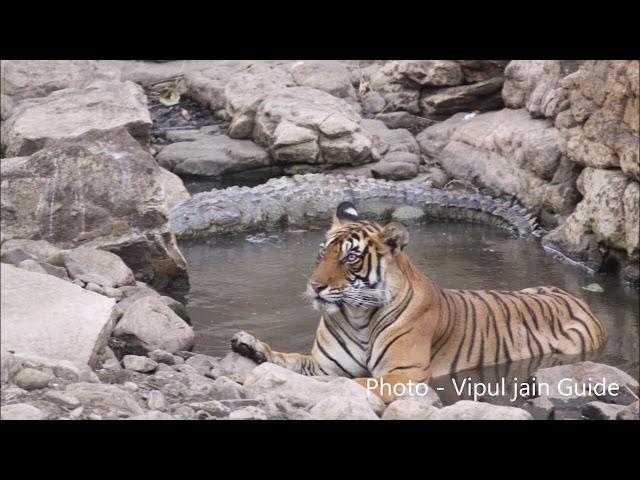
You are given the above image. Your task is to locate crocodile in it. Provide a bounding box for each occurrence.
[170,174,542,239]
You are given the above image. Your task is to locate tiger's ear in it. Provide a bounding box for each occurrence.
[332,201,359,227]
[382,222,409,254]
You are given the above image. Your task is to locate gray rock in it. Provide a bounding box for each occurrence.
[185,354,218,375]
[157,130,272,177]
[37,262,69,280]
[210,352,258,384]
[227,406,268,420]
[43,390,81,408]
[382,399,441,420]
[434,400,533,420]
[148,349,176,365]
[65,382,143,414]
[383,151,421,165]
[2,80,150,157]
[49,248,135,289]
[211,376,245,400]
[360,119,420,155]
[129,410,174,420]
[147,390,168,411]
[172,405,197,419]
[309,396,380,420]
[160,296,191,325]
[1,60,119,101]
[0,128,188,291]
[122,355,158,373]
[1,92,14,120]
[420,77,504,119]
[411,166,449,189]
[85,282,105,295]
[616,401,639,420]
[290,60,355,98]
[15,368,53,390]
[0,239,61,262]
[17,259,48,275]
[116,282,162,312]
[582,401,628,420]
[377,111,433,131]
[361,91,386,114]
[101,286,123,300]
[391,205,424,222]
[1,264,116,368]
[1,248,36,265]
[371,161,419,180]
[158,167,191,210]
[523,396,555,420]
[1,403,45,420]
[113,296,195,355]
[189,400,231,418]
[243,363,385,416]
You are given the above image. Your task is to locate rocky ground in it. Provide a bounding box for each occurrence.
[1,60,638,420]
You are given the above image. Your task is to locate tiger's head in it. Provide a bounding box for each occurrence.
[306,201,410,313]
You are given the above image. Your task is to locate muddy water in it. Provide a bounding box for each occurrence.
[180,223,639,405]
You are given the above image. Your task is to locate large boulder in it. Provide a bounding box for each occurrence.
[416,109,581,220]
[420,77,504,119]
[112,296,195,355]
[0,263,116,368]
[360,119,420,155]
[290,60,355,99]
[48,248,136,288]
[2,81,151,157]
[253,87,376,166]
[157,128,272,177]
[158,167,191,210]
[0,128,188,291]
[0,60,120,101]
[543,169,639,266]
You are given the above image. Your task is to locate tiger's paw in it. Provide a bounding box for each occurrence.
[230,331,268,364]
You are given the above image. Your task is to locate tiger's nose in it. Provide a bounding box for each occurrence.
[310,282,327,293]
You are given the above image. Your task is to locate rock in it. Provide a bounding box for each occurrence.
[85,282,105,295]
[14,368,53,390]
[211,376,245,400]
[159,168,191,210]
[112,296,195,355]
[101,286,123,300]
[43,390,81,408]
[0,239,61,262]
[1,248,36,265]
[148,349,176,365]
[1,403,45,420]
[1,93,14,120]
[116,282,161,312]
[361,91,386,114]
[290,60,355,98]
[189,400,230,418]
[65,382,143,415]
[224,63,295,138]
[391,205,424,222]
[309,396,380,420]
[129,411,174,420]
[582,401,628,420]
[2,81,150,157]
[185,354,218,375]
[1,60,119,101]
[435,401,533,420]
[37,262,69,280]
[123,382,139,392]
[557,60,638,179]
[360,119,420,155]
[122,355,158,373]
[371,161,419,180]
[227,406,268,420]
[531,362,639,419]
[157,130,272,177]
[160,296,191,325]
[523,396,555,420]
[69,406,84,419]
[254,87,374,167]
[458,60,509,83]
[616,401,639,420]
[243,363,385,416]
[420,77,504,119]
[209,352,258,384]
[48,248,135,288]
[395,385,443,408]
[368,61,464,113]
[17,259,48,275]
[0,128,188,291]
[377,111,433,132]
[411,166,449,189]
[173,405,197,419]
[417,109,579,217]
[383,151,421,165]
[544,169,638,266]
[1,264,116,368]
[502,60,579,118]
[382,399,441,420]
[147,390,167,411]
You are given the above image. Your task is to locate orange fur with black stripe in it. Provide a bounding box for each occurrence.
[231,202,607,403]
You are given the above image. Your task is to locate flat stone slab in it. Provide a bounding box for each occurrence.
[0,263,116,368]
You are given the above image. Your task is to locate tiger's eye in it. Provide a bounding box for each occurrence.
[346,253,358,262]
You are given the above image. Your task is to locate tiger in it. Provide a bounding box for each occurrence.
[231,201,607,403]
